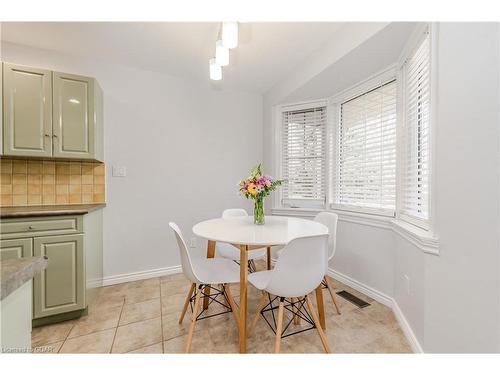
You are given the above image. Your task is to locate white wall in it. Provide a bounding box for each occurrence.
[422,22,499,352]
[393,236,425,347]
[1,41,263,280]
[394,22,500,353]
[334,221,395,298]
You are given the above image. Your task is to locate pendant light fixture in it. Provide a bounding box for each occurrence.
[215,39,229,66]
[209,58,222,80]
[222,22,238,49]
[209,22,238,80]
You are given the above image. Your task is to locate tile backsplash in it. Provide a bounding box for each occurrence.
[0,158,105,207]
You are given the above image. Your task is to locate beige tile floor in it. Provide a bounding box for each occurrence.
[31,264,412,354]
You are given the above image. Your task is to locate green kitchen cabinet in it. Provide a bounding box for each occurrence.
[0,238,33,260]
[0,209,103,326]
[52,72,103,161]
[2,63,53,157]
[33,234,85,318]
[1,62,103,161]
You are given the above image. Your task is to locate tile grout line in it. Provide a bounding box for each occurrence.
[56,320,78,353]
[124,340,163,354]
[109,298,126,354]
[60,297,163,344]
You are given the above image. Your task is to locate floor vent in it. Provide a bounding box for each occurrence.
[336,290,370,308]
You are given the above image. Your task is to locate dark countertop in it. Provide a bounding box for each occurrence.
[1,256,49,300]
[0,203,106,219]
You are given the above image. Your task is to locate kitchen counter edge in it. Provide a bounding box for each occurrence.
[0,203,106,219]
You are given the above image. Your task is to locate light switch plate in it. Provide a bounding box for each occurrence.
[112,166,127,177]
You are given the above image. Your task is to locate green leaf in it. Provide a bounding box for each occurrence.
[250,163,262,178]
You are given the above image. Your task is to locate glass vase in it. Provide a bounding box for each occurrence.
[254,196,265,225]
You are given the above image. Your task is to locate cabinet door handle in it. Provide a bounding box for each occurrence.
[28,225,34,230]
[45,134,51,137]
[53,134,58,138]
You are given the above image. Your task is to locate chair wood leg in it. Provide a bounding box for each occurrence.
[315,285,326,330]
[291,297,300,325]
[305,295,331,353]
[250,292,268,332]
[274,298,285,353]
[223,284,240,329]
[323,276,341,315]
[239,245,248,353]
[179,283,196,324]
[203,241,216,310]
[266,247,271,270]
[185,285,203,353]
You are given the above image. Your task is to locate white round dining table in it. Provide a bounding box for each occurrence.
[192,215,328,353]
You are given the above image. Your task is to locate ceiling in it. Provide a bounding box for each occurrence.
[1,22,344,93]
[283,22,417,103]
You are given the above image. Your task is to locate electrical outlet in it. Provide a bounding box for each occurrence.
[189,238,197,248]
[404,274,410,295]
[112,166,127,177]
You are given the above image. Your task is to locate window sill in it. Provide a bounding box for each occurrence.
[271,207,393,230]
[391,219,440,255]
[271,207,440,255]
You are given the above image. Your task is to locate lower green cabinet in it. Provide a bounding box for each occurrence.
[33,234,85,319]
[0,238,33,260]
[0,210,103,326]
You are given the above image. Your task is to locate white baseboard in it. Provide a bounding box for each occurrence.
[327,267,423,353]
[102,265,182,286]
[392,300,424,353]
[327,268,393,308]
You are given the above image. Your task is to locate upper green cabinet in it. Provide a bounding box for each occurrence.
[53,72,96,159]
[2,62,103,161]
[2,64,53,157]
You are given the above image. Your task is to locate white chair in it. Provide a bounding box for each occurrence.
[276,212,341,314]
[169,222,240,353]
[248,234,331,353]
[217,209,268,271]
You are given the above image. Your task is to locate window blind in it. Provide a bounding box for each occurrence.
[334,80,397,214]
[281,106,327,208]
[401,33,431,225]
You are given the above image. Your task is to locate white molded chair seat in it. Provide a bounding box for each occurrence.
[190,258,240,285]
[248,234,331,353]
[246,270,273,290]
[275,212,341,314]
[169,222,240,353]
[217,208,267,262]
[276,212,337,261]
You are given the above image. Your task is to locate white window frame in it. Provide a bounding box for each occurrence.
[329,66,398,217]
[274,99,329,210]
[396,23,437,233]
[272,24,437,239]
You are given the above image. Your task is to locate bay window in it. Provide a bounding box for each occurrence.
[275,26,433,232]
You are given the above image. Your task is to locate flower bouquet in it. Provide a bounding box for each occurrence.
[239,164,284,225]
